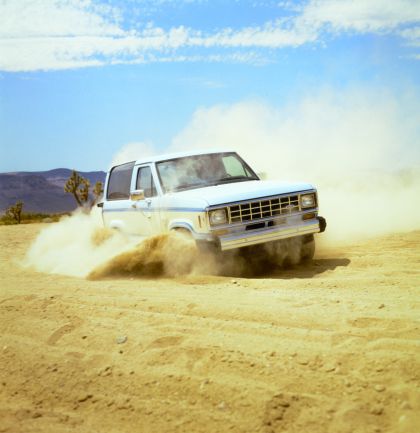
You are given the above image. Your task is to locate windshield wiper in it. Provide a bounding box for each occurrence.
[170,176,256,191]
[214,176,256,185]
[171,182,205,192]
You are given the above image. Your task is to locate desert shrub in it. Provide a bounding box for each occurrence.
[5,201,23,224]
[92,181,104,205]
[64,170,90,207]
[0,211,69,225]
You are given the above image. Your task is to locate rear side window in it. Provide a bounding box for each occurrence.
[136,166,157,198]
[107,161,135,200]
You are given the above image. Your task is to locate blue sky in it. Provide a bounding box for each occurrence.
[1,0,420,172]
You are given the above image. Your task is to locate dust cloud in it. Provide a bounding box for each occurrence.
[22,210,219,279]
[23,208,140,278]
[88,231,199,279]
[24,208,298,279]
[88,229,308,280]
[88,230,304,280]
[25,86,420,279]
[172,87,420,242]
[111,141,156,167]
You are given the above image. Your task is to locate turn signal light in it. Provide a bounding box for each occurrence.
[213,229,229,236]
[302,212,316,220]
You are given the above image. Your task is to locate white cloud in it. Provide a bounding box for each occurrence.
[0,0,314,71]
[296,0,420,57]
[1,0,420,71]
[400,26,420,39]
[192,19,317,48]
[150,51,272,66]
[399,26,420,47]
[0,0,123,38]
[300,0,420,33]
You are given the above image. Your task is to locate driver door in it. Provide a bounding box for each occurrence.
[127,165,161,236]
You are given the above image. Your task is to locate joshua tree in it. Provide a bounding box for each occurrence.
[6,201,23,224]
[64,170,90,207]
[92,181,104,203]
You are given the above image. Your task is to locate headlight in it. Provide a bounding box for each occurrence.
[209,209,227,225]
[301,193,316,208]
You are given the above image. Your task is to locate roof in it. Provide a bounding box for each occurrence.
[114,149,237,168]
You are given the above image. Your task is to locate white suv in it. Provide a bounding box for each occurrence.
[99,150,326,261]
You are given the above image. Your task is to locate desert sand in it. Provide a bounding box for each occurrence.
[0,223,419,433]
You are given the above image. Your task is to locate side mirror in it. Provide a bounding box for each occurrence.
[130,189,145,201]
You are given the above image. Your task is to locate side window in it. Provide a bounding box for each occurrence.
[222,155,247,177]
[136,166,157,198]
[106,161,135,200]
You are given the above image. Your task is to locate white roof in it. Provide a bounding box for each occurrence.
[132,148,237,166]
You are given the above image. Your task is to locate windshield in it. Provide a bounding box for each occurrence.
[156,152,259,193]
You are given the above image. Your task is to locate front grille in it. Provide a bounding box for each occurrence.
[228,194,300,224]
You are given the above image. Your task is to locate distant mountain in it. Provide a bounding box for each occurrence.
[0,169,106,213]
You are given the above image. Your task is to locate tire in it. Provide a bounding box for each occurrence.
[174,228,218,255]
[196,241,219,255]
[264,239,297,267]
[300,235,315,262]
[173,227,193,238]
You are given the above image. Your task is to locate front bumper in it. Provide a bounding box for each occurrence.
[217,217,325,251]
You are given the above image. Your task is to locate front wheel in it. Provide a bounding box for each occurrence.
[300,235,315,262]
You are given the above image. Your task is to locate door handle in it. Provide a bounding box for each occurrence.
[145,199,152,219]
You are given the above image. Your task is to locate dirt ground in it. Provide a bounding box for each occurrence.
[0,223,419,433]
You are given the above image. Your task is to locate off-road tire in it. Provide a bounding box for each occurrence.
[300,235,315,262]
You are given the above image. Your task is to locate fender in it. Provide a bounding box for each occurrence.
[168,220,195,234]
[168,220,215,242]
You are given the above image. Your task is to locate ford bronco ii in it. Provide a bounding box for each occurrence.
[99,150,326,261]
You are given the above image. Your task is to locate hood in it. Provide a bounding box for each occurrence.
[163,180,315,208]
